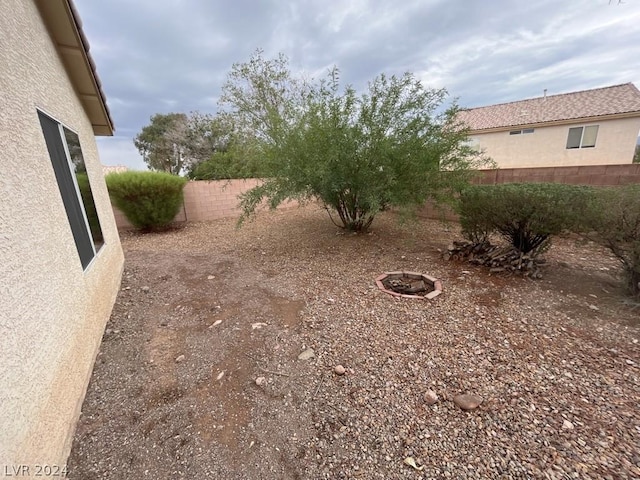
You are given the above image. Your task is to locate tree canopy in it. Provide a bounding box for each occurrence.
[134,113,189,175]
[220,50,488,231]
[134,112,233,175]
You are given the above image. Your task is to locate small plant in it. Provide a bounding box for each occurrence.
[582,185,640,298]
[458,183,592,254]
[105,171,187,231]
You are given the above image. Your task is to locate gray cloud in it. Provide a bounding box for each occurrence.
[74,0,640,169]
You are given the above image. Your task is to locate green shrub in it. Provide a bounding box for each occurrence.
[105,171,187,231]
[582,185,640,298]
[458,183,592,254]
[188,151,267,180]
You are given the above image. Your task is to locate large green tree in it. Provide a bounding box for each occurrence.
[134,113,189,174]
[135,112,239,176]
[220,51,487,231]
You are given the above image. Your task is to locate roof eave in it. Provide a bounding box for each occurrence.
[468,111,640,135]
[34,0,114,136]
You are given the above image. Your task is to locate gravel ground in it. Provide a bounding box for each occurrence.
[68,205,640,479]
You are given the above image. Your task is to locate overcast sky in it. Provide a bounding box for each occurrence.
[74,0,640,170]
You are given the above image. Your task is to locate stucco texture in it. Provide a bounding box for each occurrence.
[471,117,640,168]
[0,0,124,469]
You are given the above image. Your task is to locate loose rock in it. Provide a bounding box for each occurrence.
[562,419,574,430]
[141,286,150,292]
[298,348,315,360]
[453,394,483,410]
[175,355,185,363]
[334,365,346,375]
[255,376,266,386]
[424,389,439,405]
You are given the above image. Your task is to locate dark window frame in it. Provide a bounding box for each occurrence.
[38,110,104,270]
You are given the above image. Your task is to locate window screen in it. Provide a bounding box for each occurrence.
[582,125,598,148]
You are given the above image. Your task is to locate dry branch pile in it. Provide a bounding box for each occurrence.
[445,240,546,278]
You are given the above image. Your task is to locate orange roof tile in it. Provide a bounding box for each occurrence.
[459,83,640,132]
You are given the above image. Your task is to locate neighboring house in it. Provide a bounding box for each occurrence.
[459,83,640,168]
[0,0,123,469]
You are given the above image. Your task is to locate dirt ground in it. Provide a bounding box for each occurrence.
[68,206,639,479]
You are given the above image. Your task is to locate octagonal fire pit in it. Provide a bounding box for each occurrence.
[375,271,442,300]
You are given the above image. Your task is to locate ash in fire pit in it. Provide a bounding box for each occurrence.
[375,271,443,300]
[385,277,427,295]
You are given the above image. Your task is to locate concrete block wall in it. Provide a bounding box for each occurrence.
[114,179,295,230]
[473,163,640,186]
[420,163,640,220]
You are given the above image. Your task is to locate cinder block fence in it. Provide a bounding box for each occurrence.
[419,163,640,221]
[112,178,295,230]
[112,165,640,230]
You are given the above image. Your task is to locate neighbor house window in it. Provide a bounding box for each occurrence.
[509,129,535,135]
[566,125,598,149]
[38,110,104,270]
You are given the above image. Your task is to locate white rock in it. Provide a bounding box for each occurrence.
[562,419,574,430]
[141,286,150,292]
[175,355,185,363]
[334,365,346,375]
[216,371,225,380]
[298,348,315,360]
[255,376,266,386]
[209,320,222,328]
[207,275,215,280]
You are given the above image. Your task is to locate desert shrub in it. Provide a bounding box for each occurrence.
[105,171,187,231]
[582,185,640,298]
[188,151,267,180]
[221,51,488,232]
[458,183,592,254]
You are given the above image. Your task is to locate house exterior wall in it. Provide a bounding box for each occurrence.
[470,117,640,168]
[0,0,124,469]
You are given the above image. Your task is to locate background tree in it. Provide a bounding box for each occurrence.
[634,143,639,163]
[220,51,487,231]
[134,113,189,174]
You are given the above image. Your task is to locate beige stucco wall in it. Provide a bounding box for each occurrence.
[0,0,124,471]
[470,117,640,168]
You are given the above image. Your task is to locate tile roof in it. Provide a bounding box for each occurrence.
[459,83,640,132]
[35,0,114,135]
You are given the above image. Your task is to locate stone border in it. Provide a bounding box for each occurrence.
[375,271,443,300]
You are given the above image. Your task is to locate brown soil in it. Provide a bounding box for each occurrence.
[67,206,640,479]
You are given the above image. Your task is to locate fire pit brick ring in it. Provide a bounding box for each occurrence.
[375,271,443,300]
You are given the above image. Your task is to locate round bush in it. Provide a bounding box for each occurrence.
[458,183,593,254]
[106,171,187,231]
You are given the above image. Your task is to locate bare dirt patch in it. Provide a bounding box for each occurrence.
[68,206,640,479]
